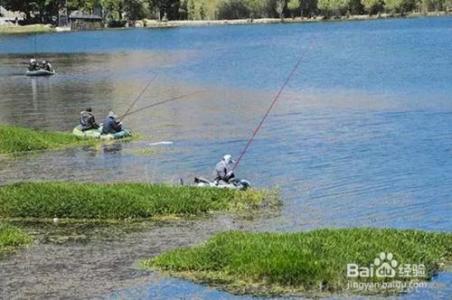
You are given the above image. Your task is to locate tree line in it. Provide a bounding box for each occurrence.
[0,0,450,24]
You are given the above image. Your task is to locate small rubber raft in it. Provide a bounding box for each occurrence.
[194,177,251,190]
[25,69,55,77]
[72,125,132,140]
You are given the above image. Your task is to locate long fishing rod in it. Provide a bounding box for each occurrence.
[34,34,37,58]
[121,90,204,119]
[119,72,158,119]
[233,39,315,171]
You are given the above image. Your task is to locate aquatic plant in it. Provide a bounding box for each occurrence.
[0,125,93,155]
[143,228,452,296]
[0,224,32,254]
[0,182,275,220]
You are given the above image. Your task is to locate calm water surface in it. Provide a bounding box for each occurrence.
[0,17,451,299]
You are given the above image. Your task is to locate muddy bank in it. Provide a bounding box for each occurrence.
[0,214,276,299]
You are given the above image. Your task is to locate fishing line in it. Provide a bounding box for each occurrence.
[122,90,204,119]
[233,38,316,171]
[119,72,158,119]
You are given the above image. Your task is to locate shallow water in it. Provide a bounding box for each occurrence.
[0,17,451,299]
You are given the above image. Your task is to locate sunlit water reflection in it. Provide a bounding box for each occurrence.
[0,17,451,299]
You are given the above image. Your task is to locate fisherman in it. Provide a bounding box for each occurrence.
[79,107,99,131]
[41,60,52,71]
[102,111,123,135]
[214,154,236,184]
[28,59,38,71]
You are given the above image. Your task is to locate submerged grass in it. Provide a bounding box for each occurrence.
[0,182,273,220]
[0,224,32,254]
[0,125,94,155]
[143,228,452,296]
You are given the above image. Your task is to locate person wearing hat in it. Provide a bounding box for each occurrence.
[41,60,52,71]
[214,154,236,184]
[102,111,123,135]
[80,107,99,131]
[28,58,38,71]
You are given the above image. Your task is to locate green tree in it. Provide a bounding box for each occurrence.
[102,0,123,20]
[287,0,300,17]
[198,1,206,19]
[384,0,415,13]
[246,0,269,18]
[185,0,195,19]
[124,0,148,20]
[318,0,349,16]
[446,0,452,10]
[217,0,250,19]
[361,0,384,14]
[1,0,33,20]
[419,0,446,11]
[148,0,180,20]
[1,0,60,22]
[275,0,286,19]
[300,0,319,17]
[348,0,364,13]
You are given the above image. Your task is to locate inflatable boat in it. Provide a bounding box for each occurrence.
[72,125,132,140]
[26,69,55,76]
[194,177,251,190]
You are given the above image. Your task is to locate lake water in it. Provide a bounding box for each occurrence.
[0,17,451,299]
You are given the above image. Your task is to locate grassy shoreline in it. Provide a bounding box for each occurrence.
[0,125,96,155]
[0,182,275,220]
[0,13,449,36]
[0,24,54,35]
[143,228,452,296]
[0,224,32,255]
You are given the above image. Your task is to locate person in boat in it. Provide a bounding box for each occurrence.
[28,59,39,71]
[102,111,123,135]
[214,154,236,184]
[41,60,52,72]
[80,107,99,131]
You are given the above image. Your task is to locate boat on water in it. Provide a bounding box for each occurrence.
[25,69,55,76]
[72,125,132,140]
[193,177,251,190]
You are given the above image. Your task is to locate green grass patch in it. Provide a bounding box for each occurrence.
[0,24,54,35]
[0,182,274,220]
[0,224,32,254]
[143,228,452,296]
[0,124,95,155]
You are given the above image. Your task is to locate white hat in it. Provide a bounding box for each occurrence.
[223,154,234,164]
[108,111,118,119]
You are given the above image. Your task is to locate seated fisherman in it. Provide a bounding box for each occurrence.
[214,154,236,184]
[102,111,123,134]
[41,60,52,71]
[79,107,99,131]
[28,59,38,71]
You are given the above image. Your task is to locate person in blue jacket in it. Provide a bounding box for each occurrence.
[102,111,123,134]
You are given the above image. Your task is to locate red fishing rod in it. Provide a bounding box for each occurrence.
[233,39,315,171]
